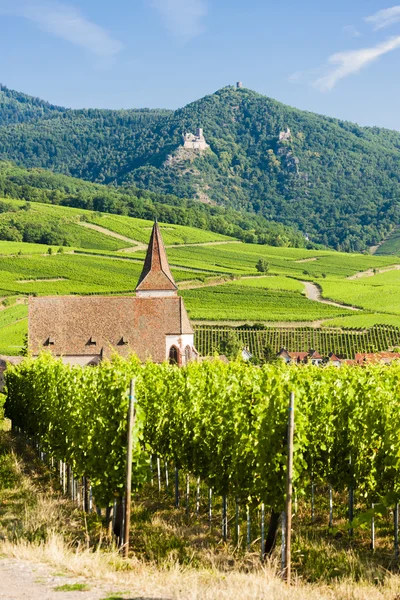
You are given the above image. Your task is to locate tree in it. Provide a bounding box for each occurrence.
[218,331,242,360]
[261,343,277,364]
[47,247,53,255]
[256,258,269,273]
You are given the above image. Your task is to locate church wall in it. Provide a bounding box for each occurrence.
[165,333,195,364]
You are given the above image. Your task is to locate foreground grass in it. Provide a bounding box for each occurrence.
[1,431,400,599]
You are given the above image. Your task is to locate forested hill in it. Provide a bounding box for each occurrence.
[0,84,400,251]
[0,85,66,126]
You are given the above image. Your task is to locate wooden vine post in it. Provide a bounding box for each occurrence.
[123,378,136,559]
[285,391,295,585]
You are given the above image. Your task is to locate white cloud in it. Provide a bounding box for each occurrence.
[313,36,400,92]
[342,25,361,38]
[0,0,122,58]
[365,6,400,30]
[151,0,207,40]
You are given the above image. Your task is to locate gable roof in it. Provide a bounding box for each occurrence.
[355,352,400,365]
[136,222,177,292]
[29,295,193,362]
[288,351,309,362]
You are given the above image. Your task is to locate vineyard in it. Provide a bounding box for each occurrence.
[193,324,400,359]
[182,284,351,322]
[5,355,400,572]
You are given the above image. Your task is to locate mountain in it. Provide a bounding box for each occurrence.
[0,84,400,252]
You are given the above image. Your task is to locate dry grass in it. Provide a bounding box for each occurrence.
[2,534,400,599]
[1,433,400,600]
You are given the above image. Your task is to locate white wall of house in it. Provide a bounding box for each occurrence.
[165,333,195,364]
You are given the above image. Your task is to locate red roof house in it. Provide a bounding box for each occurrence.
[28,222,197,366]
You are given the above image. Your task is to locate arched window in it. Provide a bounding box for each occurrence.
[184,345,191,364]
[169,346,179,365]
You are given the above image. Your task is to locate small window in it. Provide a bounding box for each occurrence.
[87,337,96,346]
[184,345,191,363]
[169,346,179,365]
[44,337,55,346]
[118,337,128,346]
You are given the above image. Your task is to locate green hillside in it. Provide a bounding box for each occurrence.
[0,160,305,247]
[0,190,399,356]
[1,85,400,251]
[0,85,66,126]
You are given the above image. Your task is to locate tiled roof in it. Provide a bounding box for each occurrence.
[136,222,177,292]
[355,352,400,364]
[288,352,309,362]
[29,295,193,362]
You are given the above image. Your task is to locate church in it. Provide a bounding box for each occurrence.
[28,222,198,366]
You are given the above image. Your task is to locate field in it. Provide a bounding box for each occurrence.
[0,303,28,354]
[320,271,400,316]
[6,356,400,593]
[85,212,233,245]
[376,226,400,255]
[1,198,400,354]
[1,198,232,248]
[181,284,351,322]
[161,243,398,277]
[194,324,400,359]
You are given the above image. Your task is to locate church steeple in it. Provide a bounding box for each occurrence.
[136,221,178,297]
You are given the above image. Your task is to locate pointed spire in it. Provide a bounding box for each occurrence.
[136,222,178,295]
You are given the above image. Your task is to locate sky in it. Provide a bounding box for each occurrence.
[1,0,400,129]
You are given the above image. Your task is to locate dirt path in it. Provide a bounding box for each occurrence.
[301,281,360,311]
[78,222,146,251]
[165,240,239,249]
[0,558,116,600]
[347,264,400,280]
[295,257,317,263]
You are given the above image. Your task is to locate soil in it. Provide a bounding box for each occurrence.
[0,558,111,600]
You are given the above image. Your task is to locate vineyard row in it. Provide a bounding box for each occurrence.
[193,324,400,358]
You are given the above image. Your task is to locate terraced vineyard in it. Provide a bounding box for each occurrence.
[1,196,400,356]
[194,324,400,359]
[181,284,351,322]
[0,253,202,297]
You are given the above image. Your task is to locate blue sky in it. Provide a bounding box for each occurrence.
[2,1,400,129]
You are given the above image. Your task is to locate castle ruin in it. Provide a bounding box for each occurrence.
[279,128,292,142]
[182,128,209,151]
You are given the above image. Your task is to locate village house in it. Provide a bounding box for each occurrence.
[277,348,339,366]
[28,222,198,366]
[277,348,324,365]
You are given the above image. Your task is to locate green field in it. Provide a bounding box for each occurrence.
[194,324,400,359]
[0,304,28,354]
[1,198,232,249]
[1,197,400,354]
[162,242,398,277]
[85,212,233,245]
[181,284,352,322]
[375,227,400,255]
[320,273,400,316]
[0,253,202,296]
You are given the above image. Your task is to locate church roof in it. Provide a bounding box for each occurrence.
[136,222,177,292]
[29,295,193,362]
